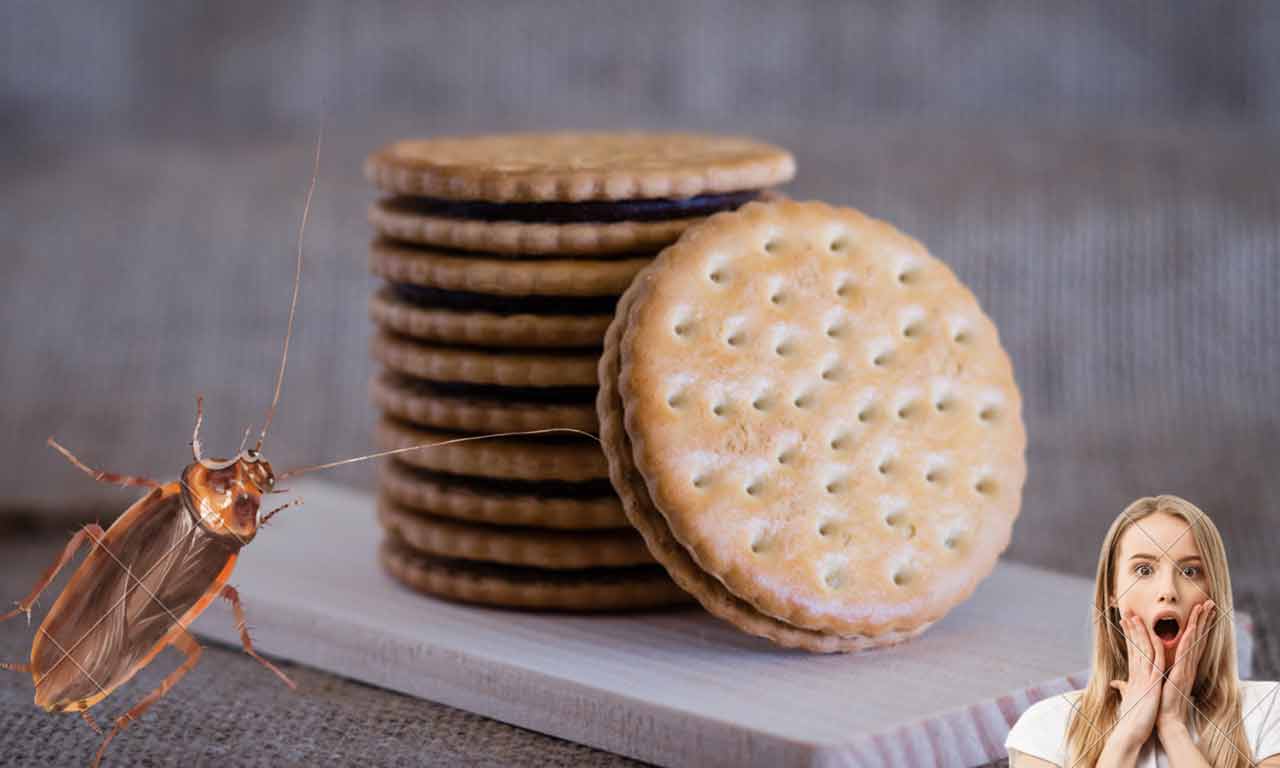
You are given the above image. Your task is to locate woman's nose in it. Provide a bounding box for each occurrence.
[1156,562,1180,601]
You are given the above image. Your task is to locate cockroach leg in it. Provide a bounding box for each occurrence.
[80,710,103,735]
[220,585,296,689]
[0,661,32,673]
[46,438,161,490]
[91,630,203,768]
[1,523,107,625]
[259,498,302,528]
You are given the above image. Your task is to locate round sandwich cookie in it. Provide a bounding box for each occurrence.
[371,371,599,435]
[370,285,613,349]
[369,239,649,297]
[379,459,628,530]
[371,331,600,389]
[601,200,1027,651]
[376,416,608,483]
[363,132,794,203]
[377,496,654,569]
[380,536,693,612]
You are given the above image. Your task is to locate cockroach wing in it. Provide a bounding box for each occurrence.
[30,485,238,712]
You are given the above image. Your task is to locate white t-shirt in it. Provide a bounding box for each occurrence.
[1005,680,1280,766]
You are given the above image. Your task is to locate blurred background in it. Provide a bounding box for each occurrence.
[2,0,1277,591]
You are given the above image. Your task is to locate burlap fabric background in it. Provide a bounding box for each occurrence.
[2,2,1278,765]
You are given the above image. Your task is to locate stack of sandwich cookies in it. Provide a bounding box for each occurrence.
[364,132,795,610]
[598,200,1027,648]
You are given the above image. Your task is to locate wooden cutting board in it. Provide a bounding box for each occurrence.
[195,480,1255,767]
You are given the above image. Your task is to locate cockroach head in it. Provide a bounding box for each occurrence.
[181,451,276,545]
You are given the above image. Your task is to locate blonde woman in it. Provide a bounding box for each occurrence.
[1005,495,1280,767]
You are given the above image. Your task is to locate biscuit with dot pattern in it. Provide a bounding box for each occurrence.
[614,199,1026,641]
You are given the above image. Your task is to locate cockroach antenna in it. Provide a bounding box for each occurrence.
[191,394,206,462]
[237,424,254,454]
[256,131,322,454]
[276,428,601,481]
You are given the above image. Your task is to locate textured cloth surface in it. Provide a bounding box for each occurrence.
[3,1,1280,138]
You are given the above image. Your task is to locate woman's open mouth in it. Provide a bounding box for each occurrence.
[1154,616,1181,647]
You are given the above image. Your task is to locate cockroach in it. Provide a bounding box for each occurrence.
[0,140,592,767]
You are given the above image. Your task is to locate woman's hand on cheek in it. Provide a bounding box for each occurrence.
[1109,611,1165,750]
[1157,600,1215,736]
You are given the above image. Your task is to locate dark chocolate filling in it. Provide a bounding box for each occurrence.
[390,282,619,317]
[381,190,760,224]
[381,371,598,405]
[388,459,615,499]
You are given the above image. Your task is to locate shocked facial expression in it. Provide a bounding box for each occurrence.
[1110,511,1212,667]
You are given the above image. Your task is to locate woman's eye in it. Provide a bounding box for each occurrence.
[1181,566,1200,578]
[1135,564,1153,576]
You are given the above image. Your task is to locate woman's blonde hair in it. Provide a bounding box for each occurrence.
[1064,494,1250,766]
